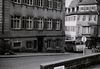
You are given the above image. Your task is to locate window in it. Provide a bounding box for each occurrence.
[11,16,21,29]
[53,0,62,10]
[55,39,61,47]
[12,0,21,3]
[27,0,33,5]
[21,16,26,29]
[34,0,38,6]
[26,17,33,29]
[34,40,37,49]
[26,41,33,49]
[83,15,86,21]
[47,39,52,48]
[72,7,75,12]
[73,16,76,21]
[89,15,92,21]
[77,15,80,21]
[38,0,43,7]
[45,19,52,30]
[22,0,27,4]
[94,15,97,21]
[13,41,21,47]
[68,8,70,13]
[53,0,57,9]
[33,18,38,29]
[38,18,44,30]
[82,26,90,34]
[48,0,53,9]
[44,0,48,8]
[56,1,61,10]
[34,0,43,7]
[55,20,61,30]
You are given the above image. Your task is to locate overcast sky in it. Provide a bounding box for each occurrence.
[65,0,73,7]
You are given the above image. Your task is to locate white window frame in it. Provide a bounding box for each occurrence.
[38,18,44,30]
[27,0,33,6]
[13,41,22,48]
[56,20,61,30]
[57,1,61,10]
[12,0,21,4]
[47,19,52,30]
[48,0,53,9]
[26,41,33,49]
[26,17,33,29]
[82,26,91,34]
[38,0,44,7]
[47,39,52,48]
[11,16,21,29]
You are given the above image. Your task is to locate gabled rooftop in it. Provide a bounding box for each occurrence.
[69,0,79,7]
[78,0,97,5]
[69,0,100,7]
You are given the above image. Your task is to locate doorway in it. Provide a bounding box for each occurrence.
[37,37,44,52]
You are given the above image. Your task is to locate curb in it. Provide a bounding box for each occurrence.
[0,53,69,58]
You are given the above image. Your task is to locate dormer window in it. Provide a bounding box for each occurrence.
[68,8,70,13]
[72,7,75,12]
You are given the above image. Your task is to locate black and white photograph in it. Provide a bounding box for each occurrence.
[0,0,100,69]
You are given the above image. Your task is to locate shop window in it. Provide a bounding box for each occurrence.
[55,39,61,47]
[47,40,52,48]
[26,41,33,49]
[34,40,37,49]
[13,41,22,47]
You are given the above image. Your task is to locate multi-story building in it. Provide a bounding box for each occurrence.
[0,0,65,52]
[65,0,100,47]
[65,0,78,40]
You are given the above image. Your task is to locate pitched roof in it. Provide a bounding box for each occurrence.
[78,0,97,5]
[68,0,99,7]
[69,0,79,7]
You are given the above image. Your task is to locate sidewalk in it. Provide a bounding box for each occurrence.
[0,53,70,58]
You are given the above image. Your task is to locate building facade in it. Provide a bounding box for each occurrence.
[0,0,65,52]
[65,0,100,48]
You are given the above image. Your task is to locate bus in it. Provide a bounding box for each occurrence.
[64,40,85,52]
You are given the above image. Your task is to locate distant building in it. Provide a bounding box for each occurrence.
[0,0,65,52]
[65,0,79,40]
[65,0,100,47]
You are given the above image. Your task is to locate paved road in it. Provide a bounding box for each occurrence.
[0,53,83,69]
